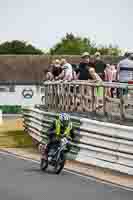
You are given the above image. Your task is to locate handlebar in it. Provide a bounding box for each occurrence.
[61,134,72,141]
[61,137,69,146]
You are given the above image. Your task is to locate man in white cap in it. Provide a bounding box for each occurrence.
[76,52,95,80]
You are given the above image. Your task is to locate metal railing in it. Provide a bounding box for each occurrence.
[42,81,133,120]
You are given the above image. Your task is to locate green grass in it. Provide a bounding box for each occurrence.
[0,105,21,114]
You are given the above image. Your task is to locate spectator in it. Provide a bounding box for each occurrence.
[45,60,54,81]
[111,65,117,82]
[89,67,103,82]
[55,58,73,81]
[89,67,103,109]
[117,52,133,99]
[45,59,62,81]
[52,59,62,79]
[45,70,53,81]
[71,64,78,80]
[104,64,113,82]
[110,65,117,97]
[94,52,106,80]
[71,64,78,72]
[76,52,95,80]
[117,52,133,82]
[104,64,117,97]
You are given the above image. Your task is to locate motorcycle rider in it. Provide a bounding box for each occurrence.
[39,113,74,160]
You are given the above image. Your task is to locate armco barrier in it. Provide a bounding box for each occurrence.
[23,107,133,175]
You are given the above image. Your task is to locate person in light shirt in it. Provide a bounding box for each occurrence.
[55,58,73,81]
[89,67,103,109]
[117,52,133,99]
[117,52,133,83]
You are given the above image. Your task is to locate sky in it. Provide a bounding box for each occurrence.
[0,0,133,52]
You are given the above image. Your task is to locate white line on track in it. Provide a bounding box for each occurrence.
[0,150,133,192]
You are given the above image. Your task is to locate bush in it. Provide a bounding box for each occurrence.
[0,105,22,114]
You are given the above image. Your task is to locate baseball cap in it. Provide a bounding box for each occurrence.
[81,52,90,58]
[94,52,101,57]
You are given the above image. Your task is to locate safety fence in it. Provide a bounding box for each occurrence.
[23,107,133,175]
[42,81,133,120]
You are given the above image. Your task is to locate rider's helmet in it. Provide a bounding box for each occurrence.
[59,113,70,126]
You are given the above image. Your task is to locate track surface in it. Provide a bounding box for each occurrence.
[0,152,133,200]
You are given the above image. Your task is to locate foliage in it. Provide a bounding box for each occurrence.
[0,105,21,114]
[0,36,121,56]
[0,40,43,54]
[97,44,121,56]
[50,33,121,56]
[50,33,95,55]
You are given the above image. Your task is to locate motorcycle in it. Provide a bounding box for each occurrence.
[39,137,69,174]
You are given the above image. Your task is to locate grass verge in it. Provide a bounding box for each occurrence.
[0,118,36,148]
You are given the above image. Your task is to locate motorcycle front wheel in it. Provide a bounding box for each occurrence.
[40,158,48,171]
[54,153,66,174]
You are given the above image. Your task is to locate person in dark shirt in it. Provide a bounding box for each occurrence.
[52,66,62,78]
[45,59,62,80]
[77,52,95,80]
[94,52,106,80]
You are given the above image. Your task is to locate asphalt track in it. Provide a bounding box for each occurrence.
[0,152,133,200]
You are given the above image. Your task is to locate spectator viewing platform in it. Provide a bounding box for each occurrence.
[43,80,133,124]
[43,51,133,125]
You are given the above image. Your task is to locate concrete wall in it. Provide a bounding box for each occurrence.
[0,55,122,81]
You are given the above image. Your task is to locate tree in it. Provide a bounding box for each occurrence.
[0,40,44,54]
[97,44,121,56]
[50,33,121,56]
[50,33,97,55]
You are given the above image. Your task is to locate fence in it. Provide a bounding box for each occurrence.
[42,81,133,121]
[23,107,133,175]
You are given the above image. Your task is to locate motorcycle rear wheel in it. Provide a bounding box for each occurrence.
[40,158,48,171]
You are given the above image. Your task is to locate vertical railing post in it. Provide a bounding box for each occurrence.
[91,86,95,112]
[44,84,48,108]
[54,84,57,110]
[47,84,50,111]
[61,82,66,112]
[67,83,71,112]
[57,83,61,112]
[103,86,107,116]
[73,83,77,112]
[120,87,125,120]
